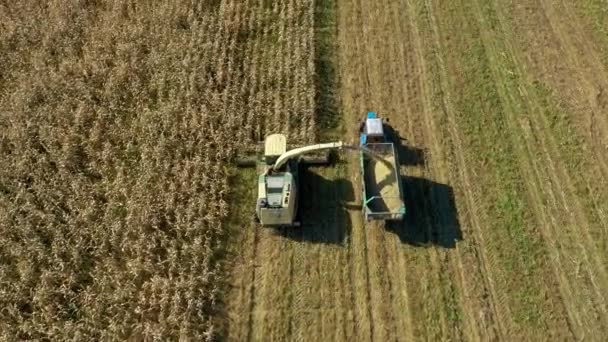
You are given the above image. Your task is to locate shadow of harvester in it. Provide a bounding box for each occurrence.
[386,176,462,248]
[273,165,354,245]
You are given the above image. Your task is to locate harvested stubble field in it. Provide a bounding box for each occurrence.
[1,0,608,341]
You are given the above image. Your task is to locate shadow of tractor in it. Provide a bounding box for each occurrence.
[384,124,426,167]
[386,176,462,248]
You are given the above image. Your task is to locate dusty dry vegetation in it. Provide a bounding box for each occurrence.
[1,0,608,341]
[0,0,313,340]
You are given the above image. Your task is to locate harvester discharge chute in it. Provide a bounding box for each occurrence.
[236,134,338,227]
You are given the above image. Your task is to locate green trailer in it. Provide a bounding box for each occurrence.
[360,113,406,221]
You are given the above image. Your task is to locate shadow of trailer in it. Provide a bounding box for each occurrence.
[360,143,406,221]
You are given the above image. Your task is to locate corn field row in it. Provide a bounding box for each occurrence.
[0,0,315,340]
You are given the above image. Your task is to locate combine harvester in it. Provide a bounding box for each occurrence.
[238,113,405,226]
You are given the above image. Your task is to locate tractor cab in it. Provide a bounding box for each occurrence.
[360,112,386,144]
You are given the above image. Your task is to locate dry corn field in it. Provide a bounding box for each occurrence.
[0,0,313,339]
[1,0,608,341]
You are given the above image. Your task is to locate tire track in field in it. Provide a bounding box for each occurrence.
[339,0,510,339]
[475,1,608,337]
[445,0,578,337]
[226,0,264,337]
[337,3,380,340]
[245,223,261,341]
[349,0,427,339]
[395,1,467,338]
[343,0,468,339]
[244,3,294,338]
[472,19,589,333]
[226,0,321,339]
[290,171,317,342]
[373,2,418,340]
[456,1,577,338]
[392,44,451,342]
[424,1,509,337]
[508,0,608,262]
[350,1,381,340]
[540,0,608,176]
[403,0,502,339]
[395,1,472,338]
[476,0,603,336]
[359,0,409,339]
[374,4,429,337]
[392,0,457,338]
[225,176,260,341]
[520,0,608,232]
[466,2,580,336]
[335,1,376,339]
[420,0,513,339]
